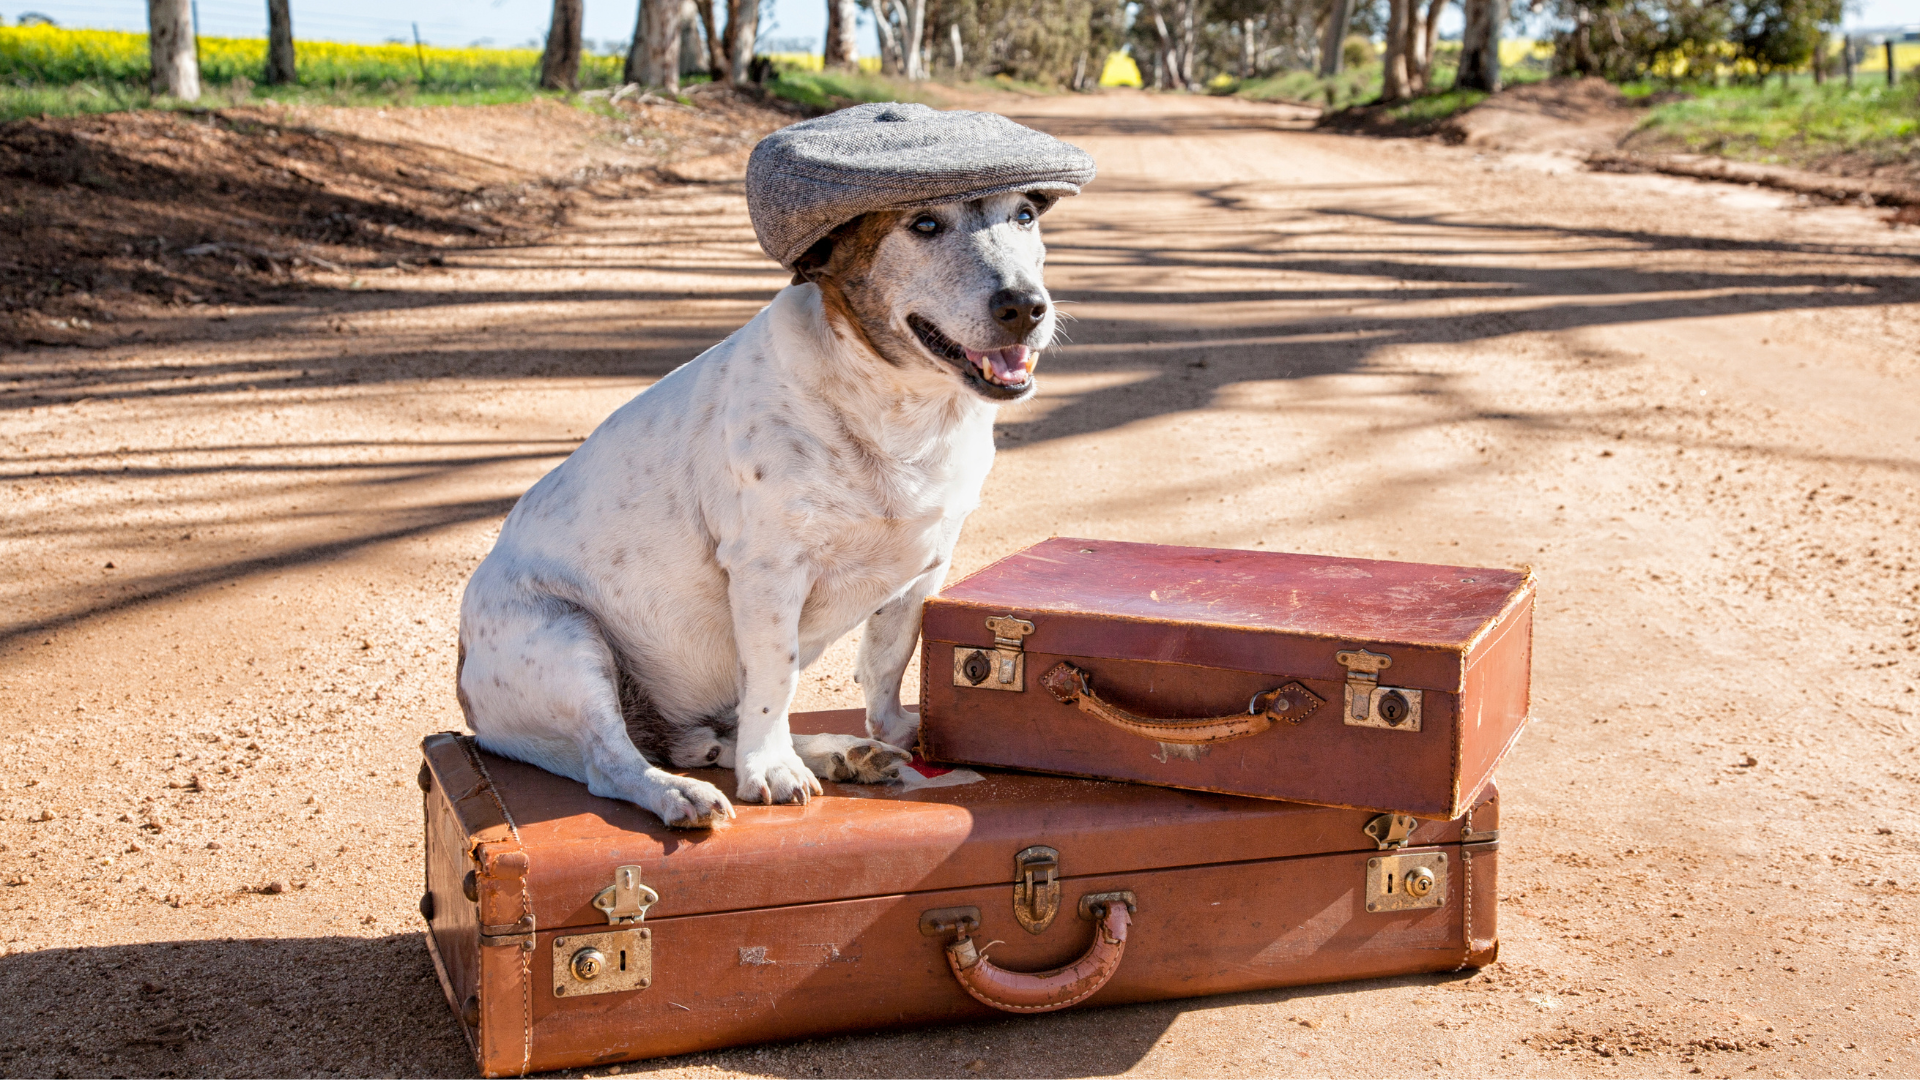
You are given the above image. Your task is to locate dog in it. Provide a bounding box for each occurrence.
[455,190,1060,827]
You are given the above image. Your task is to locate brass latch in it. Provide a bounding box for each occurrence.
[1337,649,1423,731]
[591,864,658,926]
[1364,812,1421,850]
[954,616,1035,693]
[1012,845,1060,934]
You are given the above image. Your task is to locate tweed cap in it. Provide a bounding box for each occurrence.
[745,102,1096,269]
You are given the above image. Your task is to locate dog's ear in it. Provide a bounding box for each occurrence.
[792,213,895,285]
[791,233,837,285]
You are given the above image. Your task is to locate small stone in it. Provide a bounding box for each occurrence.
[966,1061,985,1073]
[261,881,286,895]
[206,841,222,850]
[31,810,53,822]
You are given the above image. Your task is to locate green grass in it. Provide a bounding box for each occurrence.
[0,24,633,122]
[1234,66,1382,110]
[760,68,938,111]
[1385,85,1488,124]
[1634,79,1920,160]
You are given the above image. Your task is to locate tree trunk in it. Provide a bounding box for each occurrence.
[727,0,759,86]
[868,0,901,74]
[148,0,200,100]
[1421,0,1445,86]
[904,0,927,79]
[1406,0,1427,93]
[694,0,727,82]
[824,0,859,68]
[1240,17,1255,78]
[1456,0,1503,92]
[540,0,584,90]
[1179,0,1196,88]
[264,0,295,85]
[1318,0,1352,76]
[1148,1,1186,89]
[1381,0,1411,101]
[678,0,707,77]
[949,23,964,69]
[624,2,646,84]
[627,0,685,91]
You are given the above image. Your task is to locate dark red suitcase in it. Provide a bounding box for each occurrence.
[419,708,1500,1075]
[919,538,1535,819]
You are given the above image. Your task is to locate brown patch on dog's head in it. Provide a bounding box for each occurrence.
[790,211,903,361]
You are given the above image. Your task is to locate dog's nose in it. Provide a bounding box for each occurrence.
[989,288,1048,337]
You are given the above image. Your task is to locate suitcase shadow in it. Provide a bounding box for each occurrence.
[0,932,471,1078]
[636,970,1478,1078]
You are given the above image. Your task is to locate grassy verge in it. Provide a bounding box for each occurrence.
[0,25,636,122]
[759,68,938,112]
[1229,61,1543,117]
[1628,79,1920,165]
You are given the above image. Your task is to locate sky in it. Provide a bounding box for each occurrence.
[11,0,1917,56]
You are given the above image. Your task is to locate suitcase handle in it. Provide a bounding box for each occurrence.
[944,895,1133,1014]
[1042,661,1314,745]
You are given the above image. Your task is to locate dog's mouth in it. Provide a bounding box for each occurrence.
[907,314,1036,399]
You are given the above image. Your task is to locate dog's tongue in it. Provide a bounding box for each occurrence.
[966,344,1033,386]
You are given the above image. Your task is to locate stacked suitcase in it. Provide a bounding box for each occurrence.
[418,539,1535,1075]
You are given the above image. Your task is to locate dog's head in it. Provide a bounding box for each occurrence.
[793,191,1059,403]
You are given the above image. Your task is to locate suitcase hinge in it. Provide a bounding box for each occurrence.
[1364,812,1421,850]
[954,616,1035,693]
[591,864,659,926]
[1337,649,1423,732]
[1011,845,1060,935]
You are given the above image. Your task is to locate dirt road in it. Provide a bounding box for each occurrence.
[2,90,1918,1078]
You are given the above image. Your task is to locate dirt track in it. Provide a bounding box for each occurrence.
[2,89,1919,1078]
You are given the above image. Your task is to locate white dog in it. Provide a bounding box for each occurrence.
[455,191,1062,827]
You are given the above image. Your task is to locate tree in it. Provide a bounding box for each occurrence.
[264,0,296,85]
[693,0,728,81]
[824,0,860,68]
[147,0,200,100]
[626,0,686,90]
[1381,0,1412,98]
[726,0,759,85]
[1319,0,1354,74]
[1732,0,1842,77]
[540,0,584,90]
[1456,0,1504,90]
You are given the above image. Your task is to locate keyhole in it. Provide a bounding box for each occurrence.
[619,950,627,971]
[1387,873,1397,894]
[962,650,992,685]
[1378,691,1410,726]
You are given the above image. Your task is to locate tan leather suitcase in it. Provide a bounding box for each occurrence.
[919,538,1535,820]
[418,708,1500,1076]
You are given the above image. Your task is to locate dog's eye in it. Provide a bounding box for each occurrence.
[911,215,941,236]
[1015,206,1035,227]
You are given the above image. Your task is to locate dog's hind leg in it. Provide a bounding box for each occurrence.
[791,732,911,783]
[459,596,733,829]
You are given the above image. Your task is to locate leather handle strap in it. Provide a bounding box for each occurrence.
[945,902,1131,1014]
[1041,661,1318,745]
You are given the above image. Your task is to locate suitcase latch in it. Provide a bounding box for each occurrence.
[1337,649,1423,732]
[954,616,1034,693]
[591,864,658,926]
[1012,845,1060,934]
[1364,812,1421,849]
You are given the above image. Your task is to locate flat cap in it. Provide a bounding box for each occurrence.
[745,102,1096,269]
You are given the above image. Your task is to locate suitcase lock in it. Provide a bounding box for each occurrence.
[1012,845,1061,934]
[553,865,657,998]
[1337,649,1423,732]
[954,616,1034,693]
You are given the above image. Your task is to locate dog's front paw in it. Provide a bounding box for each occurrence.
[646,773,734,829]
[737,747,824,805]
[793,733,912,783]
